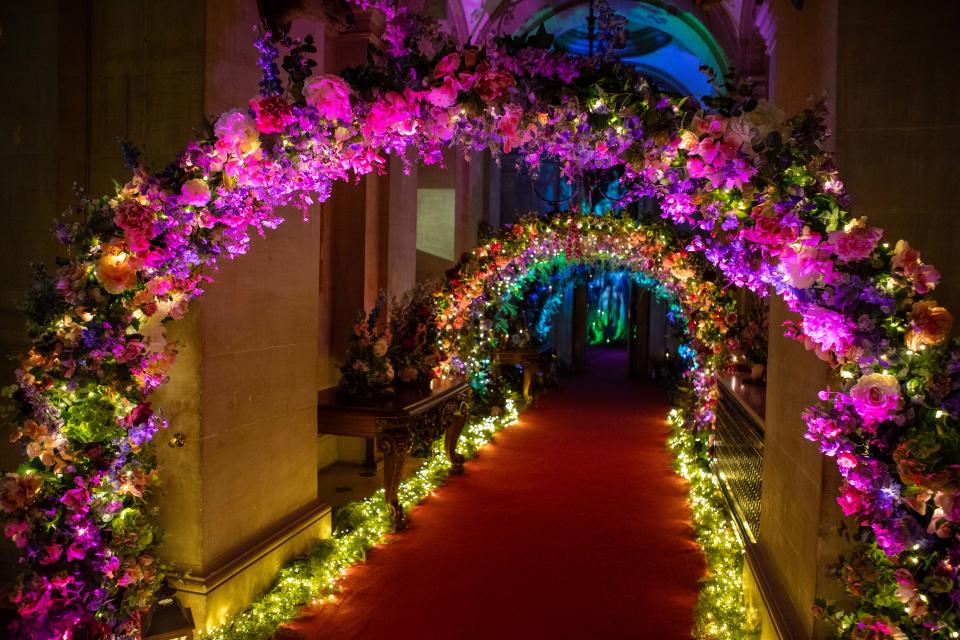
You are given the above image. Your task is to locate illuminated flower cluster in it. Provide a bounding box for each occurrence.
[2,1,959,637]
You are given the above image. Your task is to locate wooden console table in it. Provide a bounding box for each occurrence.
[317,380,470,531]
[491,347,554,404]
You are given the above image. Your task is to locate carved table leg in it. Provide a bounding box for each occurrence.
[444,401,468,475]
[521,360,534,405]
[378,429,410,532]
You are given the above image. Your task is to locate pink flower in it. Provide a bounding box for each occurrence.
[303,74,353,122]
[838,484,867,516]
[801,305,855,358]
[59,486,90,512]
[497,105,524,153]
[778,239,829,289]
[827,223,882,263]
[426,75,460,108]
[250,95,296,133]
[434,52,461,77]
[427,106,456,143]
[892,240,940,294]
[894,568,916,603]
[849,372,901,424]
[3,520,29,548]
[38,544,63,565]
[214,109,260,155]
[180,178,211,207]
[114,200,157,252]
[366,91,418,135]
[66,543,86,561]
[934,490,960,522]
[838,452,858,469]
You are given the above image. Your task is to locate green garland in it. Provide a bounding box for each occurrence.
[669,406,759,639]
[197,401,520,640]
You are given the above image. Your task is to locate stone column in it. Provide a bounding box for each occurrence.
[154,1,332,630]
[628,283,650,378]
[572,283,588,371]
[744,3,846,639]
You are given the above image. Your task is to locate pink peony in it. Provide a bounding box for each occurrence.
[434,52,461,76]
[114,200,157,252]
[801,305,855,358]
[778,239,829,289]
[214,108,260,155]
[250,95,296,133]
[180,178,210,207]
[366,91,418,136]
[828,223,882,263]
[425,75,460,108]
[849,372,901,424]
[303,74,353,122]
[838,452,858,469]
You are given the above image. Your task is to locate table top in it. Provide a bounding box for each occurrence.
[492,346,553,363]
[718,372,766,426]
[318,378,469,418]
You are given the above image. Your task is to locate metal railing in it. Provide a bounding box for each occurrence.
[711,381,765,543]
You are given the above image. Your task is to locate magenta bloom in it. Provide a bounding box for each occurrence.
[800,305,856,358]
[425,75,460,108]
[250,95,296,133]
[849,373,901,424]
[179,178,211,207]
[828,224,882,263]
[303,74,353,122]
[114,200,157,252]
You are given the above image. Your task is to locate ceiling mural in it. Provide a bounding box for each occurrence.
[456,0,732,96]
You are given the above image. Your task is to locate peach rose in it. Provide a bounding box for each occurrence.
[95,242,140,295]
[905,300,953,350]
[214,109,260,156]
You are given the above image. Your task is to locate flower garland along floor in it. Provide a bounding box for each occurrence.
[196,385,757,640]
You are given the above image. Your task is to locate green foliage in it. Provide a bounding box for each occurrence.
[60,391,123,444]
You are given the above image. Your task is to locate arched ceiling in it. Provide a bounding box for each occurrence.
[447,0,737,96]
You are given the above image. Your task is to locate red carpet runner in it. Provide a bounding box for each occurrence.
[287,347,705,639]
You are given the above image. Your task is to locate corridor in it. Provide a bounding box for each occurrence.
[285,348,706,639]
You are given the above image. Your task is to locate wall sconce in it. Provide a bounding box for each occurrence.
[142,581,195,640]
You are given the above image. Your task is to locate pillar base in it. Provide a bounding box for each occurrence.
[170,500,332,633]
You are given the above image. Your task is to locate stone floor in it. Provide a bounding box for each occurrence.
[317,458,425,509]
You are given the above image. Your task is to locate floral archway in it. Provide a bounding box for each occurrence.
[2,1,957,638]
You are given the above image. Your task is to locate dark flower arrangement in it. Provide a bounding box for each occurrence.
[338,291,394,402]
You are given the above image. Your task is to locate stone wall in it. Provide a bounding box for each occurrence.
[753,1,960,638]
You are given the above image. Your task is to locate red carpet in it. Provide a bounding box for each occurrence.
[287,347,705,639]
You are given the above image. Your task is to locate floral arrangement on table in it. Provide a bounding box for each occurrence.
[338,291,395,402]
[1,0,958,637]
[729,301,769,381]
[388,284,444,390]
